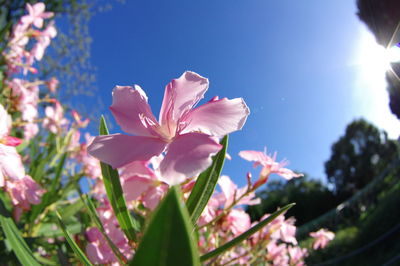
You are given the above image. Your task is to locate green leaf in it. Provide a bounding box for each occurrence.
[186,135,228,224]
[29,152,68,225]
[0,198,40,266]
[36,221,81,238]
[82,194,127,264]
[200,203,295,262]
[99,116,140,241]
[60,199,84,220]
[56,211,93,266]
[131,186,200,266]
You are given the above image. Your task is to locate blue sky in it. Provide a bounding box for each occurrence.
[86,0,400,187]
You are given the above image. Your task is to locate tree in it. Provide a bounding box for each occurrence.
[324,119,399,200]
[247,176,339,226]
[357,0,400,119]
[356,0,400,48]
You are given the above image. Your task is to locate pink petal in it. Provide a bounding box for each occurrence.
[110,85,160,137]
[32,3,46,15]
[0,144,25,180]
[122,175,153,202]
[120,161,156,180]
[275,167,304,180]
[142,185,168,210]
[159,71,209,136]
[159,133,222,185]
[182,97,250,136]
[87,134,167,169]
[218,175,237,207]
[238,150,269,166]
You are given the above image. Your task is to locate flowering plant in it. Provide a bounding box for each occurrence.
[0,3,334,265]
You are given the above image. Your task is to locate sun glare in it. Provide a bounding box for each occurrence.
[352,28,400,139]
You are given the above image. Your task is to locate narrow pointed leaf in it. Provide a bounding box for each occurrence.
[200,203,295,262]
[0,198,40,266]
[131,186,200,266]
[186,135,228,224]
[99,116,140,241]
[56,212,93,266]
[82,194,127,264]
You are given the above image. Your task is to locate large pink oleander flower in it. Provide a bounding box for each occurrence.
[88,71,249,185]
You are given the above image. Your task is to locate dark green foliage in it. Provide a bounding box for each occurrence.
[387,62,400,119]
[247,176,339,225]
[356,0,400,48]
[305,182,400,265]
[324,119,399,200]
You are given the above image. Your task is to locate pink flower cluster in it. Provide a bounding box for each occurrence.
[86,200,132,264]
[5,3,55,75]
[0,4,337,264]
[88,71,250,185]
[0,104,45,221]
[310,228,335,250]
[82,71,335,265]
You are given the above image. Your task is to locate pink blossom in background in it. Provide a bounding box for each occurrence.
[120,161,168,210]
[46,77,59,93]
[75,133,101,179]
[86,200,131,264]
[288,246,308,266]
[266,240,289,266]
[7,79,39,125]
[30,21,57,61]
[216,175,260,208]
[310,228,335,250]
[5,175,45,221]
[239,149,303,185]
[88,71,250,185]
[71,110,89,128]
[21,3,54,29]
[42,100,69,134]
[221,208,251,236]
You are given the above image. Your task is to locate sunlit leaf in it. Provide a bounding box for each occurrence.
[131,186,200,266]
[0,198,40,266]
[56,211,93,266]
[186,135,228,225]
[99,116,140,241]
[200,203,295,262]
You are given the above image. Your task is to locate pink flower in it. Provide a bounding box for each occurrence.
[222,209,251,236]
[75,133,101,179]
[288,246,308,266]
[0,104,25,186]
[7,79,39,123]
[217,175,260,208]
[5,175,45,220]
[266,240,289,266]
[85,201,131,264]
[71,110,89,128]
[46,77,59,93]
[120,161,168,210]
[30,21,57,61]
[309,228,335,249]
[42,100,69,134]
[88,71,249,185]
[239,149,303,185]
[21,3,54,29]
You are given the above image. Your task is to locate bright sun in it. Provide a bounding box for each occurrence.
[352,28,400,139]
